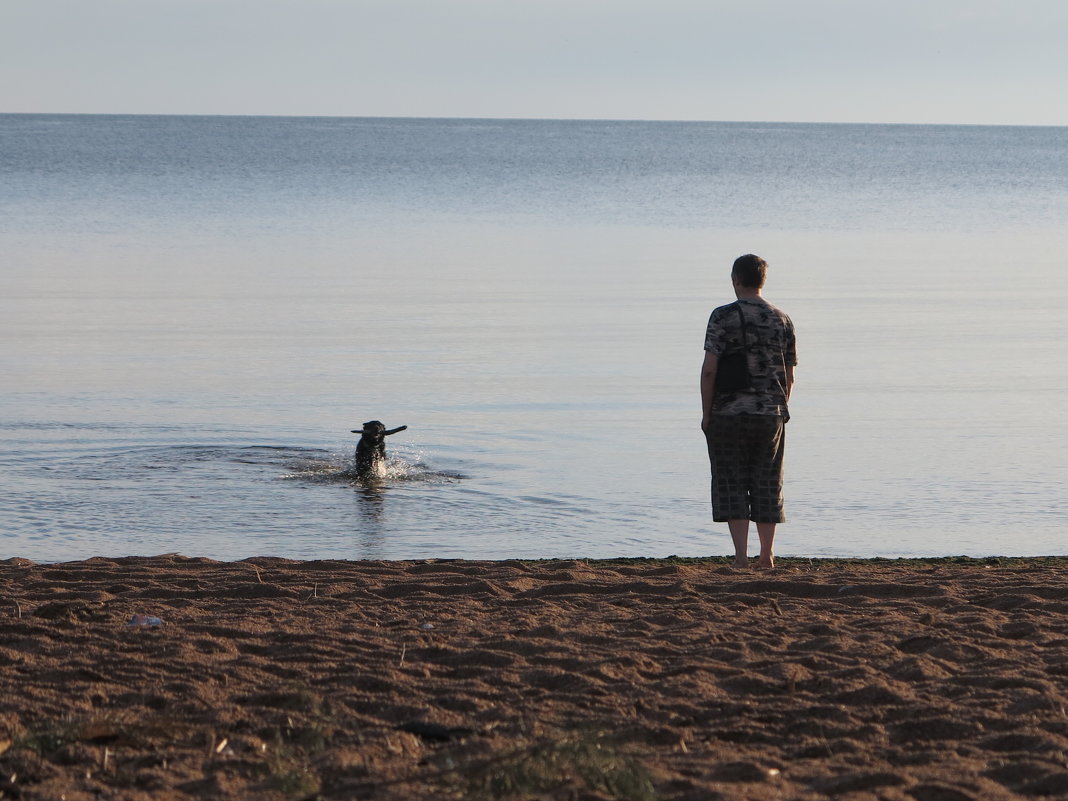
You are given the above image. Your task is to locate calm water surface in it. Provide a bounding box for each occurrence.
[2,115,1066,561]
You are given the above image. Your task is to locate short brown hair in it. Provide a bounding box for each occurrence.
[732,254,767,289]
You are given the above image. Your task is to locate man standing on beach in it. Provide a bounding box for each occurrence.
[700,254,796,569]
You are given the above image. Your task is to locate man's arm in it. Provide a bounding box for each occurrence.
[700,350,718,433]
[785,364,795,401]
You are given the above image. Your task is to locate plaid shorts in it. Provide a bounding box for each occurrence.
[705,414,786,523]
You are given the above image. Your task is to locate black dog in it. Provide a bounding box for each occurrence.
[351,421,407,479]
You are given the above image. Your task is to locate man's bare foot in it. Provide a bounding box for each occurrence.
[755,556,775,570]
[732,556,750,569]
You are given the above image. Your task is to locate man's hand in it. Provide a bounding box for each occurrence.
[700,351,718,436]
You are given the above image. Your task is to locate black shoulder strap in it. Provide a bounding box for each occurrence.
[734,302,748,347]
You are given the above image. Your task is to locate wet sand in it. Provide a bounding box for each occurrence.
[1,555,1067,800]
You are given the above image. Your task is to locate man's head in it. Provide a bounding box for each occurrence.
[731,254,768,290]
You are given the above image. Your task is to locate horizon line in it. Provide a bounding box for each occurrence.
[1,110,1065,129]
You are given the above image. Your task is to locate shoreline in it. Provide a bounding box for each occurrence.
[2,555,1066,800]
[6,553,1067,567]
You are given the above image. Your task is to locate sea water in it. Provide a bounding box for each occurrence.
[2,115,1066,561]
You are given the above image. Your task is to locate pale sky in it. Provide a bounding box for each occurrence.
[2,0,1066,125]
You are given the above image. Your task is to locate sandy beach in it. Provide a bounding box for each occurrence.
[1,555,1066,800]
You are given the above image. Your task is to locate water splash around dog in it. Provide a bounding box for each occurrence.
[279,446,463,487]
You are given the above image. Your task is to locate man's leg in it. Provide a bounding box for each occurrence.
[728,519,750,567]
[755,522,776,569]
[749,416,785,569]
[706,416,751,564]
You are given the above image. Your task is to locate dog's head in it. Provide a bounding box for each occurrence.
[351,421,407,441]
[353,420,386,440]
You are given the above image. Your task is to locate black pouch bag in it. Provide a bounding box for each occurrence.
[714,303,752,393]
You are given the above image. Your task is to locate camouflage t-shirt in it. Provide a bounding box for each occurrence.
[704,297,797,417]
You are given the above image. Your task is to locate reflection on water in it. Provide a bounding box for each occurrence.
[277,447,465,558]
